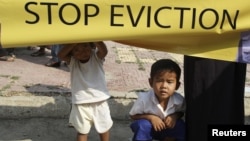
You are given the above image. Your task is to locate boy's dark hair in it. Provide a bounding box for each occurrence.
[150,59,181,81]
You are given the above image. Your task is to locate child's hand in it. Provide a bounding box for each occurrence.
[150,115,166,131]
[164,115,177,129]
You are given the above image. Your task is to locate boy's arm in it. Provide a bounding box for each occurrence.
[164,112,184,129]
[94,41,108,60]
[58,44,76,64]
[130,114,166,131]
[169,111,184,119]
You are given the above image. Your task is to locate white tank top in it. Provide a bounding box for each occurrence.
[69,49,110,104]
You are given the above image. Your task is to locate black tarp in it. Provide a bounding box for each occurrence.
[184,56,246,141]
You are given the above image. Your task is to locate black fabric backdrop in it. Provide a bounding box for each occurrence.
[184,56,246,141]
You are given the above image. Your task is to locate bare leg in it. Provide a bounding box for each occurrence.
[99,131,110,141]
[77,133,88,141]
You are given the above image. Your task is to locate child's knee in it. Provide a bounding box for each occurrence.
[130,119,152,131]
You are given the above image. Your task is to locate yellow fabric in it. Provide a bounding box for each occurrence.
[0,0,250,62]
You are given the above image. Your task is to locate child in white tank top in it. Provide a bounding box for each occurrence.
[58,42,112,141]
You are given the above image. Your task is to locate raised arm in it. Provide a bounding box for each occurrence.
[58,44,77,64]
[94,41,108,60]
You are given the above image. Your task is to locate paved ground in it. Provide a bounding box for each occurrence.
[0,41,184,141]
[0,41,185,94]
[0,41,250,141]
[0,118,132,141]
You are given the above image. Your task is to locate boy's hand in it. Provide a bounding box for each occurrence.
[150,116,166,131]
[164,114,177,129]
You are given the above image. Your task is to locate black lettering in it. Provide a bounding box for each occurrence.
[24,2,239,30]
[220,10,239,29]
[127,5,145,27]
[84,4,99,25]
[40,2,58,24]
[174,7,191,28]
[147,6,151,27]
[199,9,219,29]
[25,2,39,24]
[154,6,171,28]
[110,5,124,26]
[59,3,80,25]
[191,8,196,29]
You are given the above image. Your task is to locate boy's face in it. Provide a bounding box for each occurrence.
[149,70,180,101]
[72,43,92,61]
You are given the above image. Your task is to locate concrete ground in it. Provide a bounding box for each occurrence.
[0,41,250,141]
[0,118,132,141]
[0,41,182,141]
